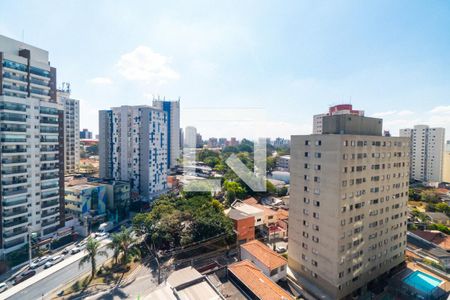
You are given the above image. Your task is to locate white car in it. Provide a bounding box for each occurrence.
[71,244,85,254]
[44,255,63,269]
[0,282,8,293]
[95,232,109,241]
[276,246,287,253]
[30,256,50,269]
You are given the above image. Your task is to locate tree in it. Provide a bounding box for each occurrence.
[79,237,108,280]
[110,226,140,265]
[266,156,277,172]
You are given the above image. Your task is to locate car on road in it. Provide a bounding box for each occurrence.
[70,245,85,254]
[0,282,8,293]
[62,246,72,255]
[13,270,36,285]
[30,255,50,269]
[275,245,287,253]
[95,232,109,241]
[44,255,64,269]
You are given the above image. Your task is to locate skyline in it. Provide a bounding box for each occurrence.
[1,0,450,139]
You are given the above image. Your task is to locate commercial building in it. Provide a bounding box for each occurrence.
[99,105,168,200]
[231,200,264,227]
[80,128,93,139]
[289,114,409,299]
[400,125,445,182]
[0,35,64,255]
[153,98,180,170]
[443,141,450,183]
[227,260,293,299]
[240,240,288,282]
[58,83,79,174]
[313,104,364,134]
[226,208,255,244]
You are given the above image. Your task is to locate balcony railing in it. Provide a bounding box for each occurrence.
[41,183,59,190]
[0,114,26,122]
[40,137,58,143]
[2,158,27,164]
[4,237,25,248]
[42,218,58,227]
[30,77,49,86]
[3,198,27,207]
[41,174,59,181]
[0,125,27,132]
[42,210,59,218]
[41,192,59,200]
[40,165,59,171]
[2,188,27,197]
[40,107,58,115]
[42,200,59,208]
[2,168,27,175]
[40,127,59,133]
[40,118,58,124]
[4,218,28,228]
[3,73,27,82]
[3,207,27,217]
[40,147,58,153]
[3,227,27,238]
[1,147,27,153]
[0,101,27,112]
[2,178,27,186]
[1,137,26,143]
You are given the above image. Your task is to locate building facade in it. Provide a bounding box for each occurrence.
[289,115,409,299]
[80,128,92,139]
[58,85,80,174]
[0,35,64,255]
[153,98,180,170]
[313,104,364,134]
[444,141,450,183]
[99,105,168,200]
[400,125,445,182]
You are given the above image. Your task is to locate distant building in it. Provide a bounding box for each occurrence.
[196,133,203,148]
[58,84,80,174]
[153,98,181,169]
[276,155,290,171]
[218,138,228,147]
[240,240,288,282]
[184,126,197,148]
[313,104,364,134]
[99,106,168,200]
[272,137,290,147]
[80,128,93,139]
[227,260,293,300]
[443,141,450,183]
[400,125,445,182]
[208,137,218,148]
[230,137,238,146]
[226,208,255,244]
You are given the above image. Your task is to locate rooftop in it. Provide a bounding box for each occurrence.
[411,230,450,251]
[228,260,293,300]
[241,240,287,270]
[232,201,264,216]
[407,232,450,259]
[227,208,253,221]
[425,212,450,222]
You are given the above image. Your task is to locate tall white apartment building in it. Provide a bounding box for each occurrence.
[153,98,180,170]
[313,104,364,134]
[58,84,80,174]
[99,105,168,200]
[0,35,64,256]
[289,114,409,299]
[400,125,445,182]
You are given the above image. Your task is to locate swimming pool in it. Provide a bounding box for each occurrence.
[403,270,443,294]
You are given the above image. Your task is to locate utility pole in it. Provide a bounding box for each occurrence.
[28,228,33,266]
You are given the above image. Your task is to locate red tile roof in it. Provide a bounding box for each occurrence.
[228,260,293,300]
[241,240,287,270]
[411,230,450,251]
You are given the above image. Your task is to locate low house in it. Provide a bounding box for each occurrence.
[231,200,264,227]
[407,232,450,270]
[227,208,255,244]
[425,212,450,226]
[145,267,225,300]
[228,260,293,300]
[240,240,287,282]
[411,230,450,251]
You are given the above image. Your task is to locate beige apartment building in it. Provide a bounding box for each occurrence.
[289,115,409,299]
[444,141,450,183]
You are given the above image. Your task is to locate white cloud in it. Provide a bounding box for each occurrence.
[88,77,113,85]
[397,110,414,116]
[429,105,450,114]
[116,46,180,85]
[371,110,397,118]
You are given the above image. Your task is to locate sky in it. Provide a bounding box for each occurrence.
[1,0,450,140]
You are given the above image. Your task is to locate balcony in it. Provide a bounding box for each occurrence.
[3,72,27,82]
[40,107,58,115]
[2,188,27,197]
[2,168,27,176]
[1,147,27,154]
[40,147,58,153]
[3,198,27,207]
[0,113,27,122]
[40,117,58,125]
[4,237,25,249]
[42,218,58,227]
[42,200,59,208]
[41,173,59,181]
[40,164,59,171]
[4,217,28,228]
[40,137,58,143]
[3,84,27,93]
[3,227,27,239]
[2,178,27,186]
[0,136,27,143]
[41,183,59,190]
[41,192,59,200]
[42,209,59,218]
[0,124,27,132]
[3,207,28,217]
[30,77,49,86]
[2,158,27,164]
[30,66,50,78]
[40,126,59,134]
[40,155,59,162]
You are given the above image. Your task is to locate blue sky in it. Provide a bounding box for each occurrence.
[1,0,450,139]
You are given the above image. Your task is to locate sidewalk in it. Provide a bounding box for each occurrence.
[1,238,111,300]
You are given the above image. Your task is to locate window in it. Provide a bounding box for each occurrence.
[312,236,319,243]
[313,200,320,207]
[315,140,322,146]
[313,212,319,219]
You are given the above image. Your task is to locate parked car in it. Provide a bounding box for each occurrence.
[71,245,84,254]
[0,282,8,293]
[44,255,64,269]
[95,232,109,241]
[275,245,287,253]
[62,246,72,255]
[30,255,50,269]
[13,270,36,285]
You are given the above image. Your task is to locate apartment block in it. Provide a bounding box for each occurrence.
[0,35,64,255]
[313,104,364,134]
[289,115,409,299]
[99,105,168,200]
[153,98,180,170]
[58,85,80,174]
[444,141,450,183]
[400,125,445,182]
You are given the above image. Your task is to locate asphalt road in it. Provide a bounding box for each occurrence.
[6,248,114,300]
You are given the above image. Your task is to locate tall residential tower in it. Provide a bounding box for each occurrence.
[0,35,64,256]
[289,114,409,299]
[400,125,445,182]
